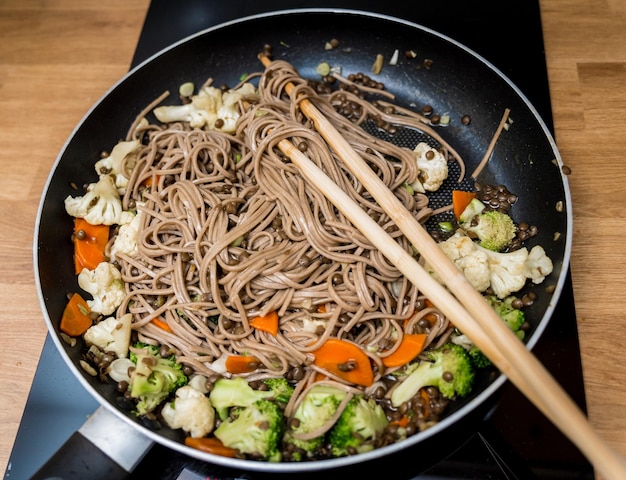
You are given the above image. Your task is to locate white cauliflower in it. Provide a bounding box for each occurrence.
[428,231,554,299]
[153,82,256,133]
[107,357,135,383]
[187,374,210,394]
[411,142,448,192]
[436,232,491,292]
[486,247,529,298]
[524,245,554,284]
[300,314,329,333]
[110,208,143,261]
[84,313,132,358]
[77,262,125,315]
[64,175,122,225]
[161,385,216,438]
[94,140,141,194]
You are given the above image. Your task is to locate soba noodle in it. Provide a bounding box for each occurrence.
[111,59,462,409]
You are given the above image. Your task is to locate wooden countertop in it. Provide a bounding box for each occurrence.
[0,1,624,478]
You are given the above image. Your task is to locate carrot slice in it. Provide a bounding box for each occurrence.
[225,355,261,374]
[313,371,329,383]
[452,190,477,220]
[141,175,161,188]
[151,317,173,333]
[420,388,432,418]
[184,437,239,458]
[389,415,409,428]
[249,310,279,336]
[312,338,374,387]
[60,292,93,337]
[73,217,109,274]
[382,333,427,368]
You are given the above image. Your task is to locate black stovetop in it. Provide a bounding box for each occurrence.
[6,1,594,479]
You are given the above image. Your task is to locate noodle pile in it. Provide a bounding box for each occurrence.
[112,59,463,402]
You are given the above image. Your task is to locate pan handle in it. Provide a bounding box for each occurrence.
[30,406,153,480]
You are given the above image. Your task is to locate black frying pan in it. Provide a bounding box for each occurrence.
[33,9,571,479]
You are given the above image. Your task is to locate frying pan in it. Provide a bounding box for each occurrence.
[33,8,572,479]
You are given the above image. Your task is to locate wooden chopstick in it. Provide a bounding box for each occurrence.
[258,54,626,479]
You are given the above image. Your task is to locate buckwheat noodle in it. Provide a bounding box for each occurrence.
[112,59,462,403]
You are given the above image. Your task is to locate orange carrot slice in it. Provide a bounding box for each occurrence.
[389,415,410,428]
[225,355,261,374]
[249,311,279,336]
[60,292,93,337]
[151,317,173,333]
[184,437,239,458]
[312,338,374,387]
[73,217,109,274]
[382,333,427,368]
[452,190,477,220]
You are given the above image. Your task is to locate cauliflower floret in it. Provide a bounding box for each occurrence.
[429,231,553,299]
[188,374,210,394]
[153,83,255,133]
[436,232,491,292]
[94,140,141,195]
[84,313,132,358]
[161,385,216,438]
[206,353,229,376]
[410,142,448,192]
[484,246,529,298]
[524,245,554,284]
[77,262,125,315]
[110,208,143,261]
[300,314,329,333]
[108,357,135,383]
[64,175,122,225]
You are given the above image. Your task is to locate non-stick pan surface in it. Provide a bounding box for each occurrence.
[34,8,572,476]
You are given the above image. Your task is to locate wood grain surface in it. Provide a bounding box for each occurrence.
[0,1,624,478]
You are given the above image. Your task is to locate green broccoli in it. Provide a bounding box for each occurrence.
[469,295,527,369]
[468,345,492,369]
[283,385,347,460]
[486,295,526,338]
[209,376,294,420]
[128,342,188,416]
[390,343,475,407]
[213,398,284,462]
[328,394,389,457]
[460,198,516,252]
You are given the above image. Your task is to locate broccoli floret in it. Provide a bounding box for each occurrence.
[486,295,526,339]
[128,342,188,416]
[460,198,516,252]
[390,343,475,407]
[213,398,284,462]
[209,377,294,420]
[459,295,527,370]
[468,345,492,369]
[328,394,389,457]
[261,377,295,405]
[283,385,347,460]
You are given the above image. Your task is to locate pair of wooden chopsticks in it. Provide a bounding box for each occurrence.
[258,54,626,479]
